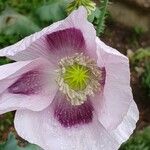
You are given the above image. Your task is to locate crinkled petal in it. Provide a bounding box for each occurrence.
[0,7,96,62]
[0,58,58,114]
[110,100,139,145]
[95,38,137,130]
[14,106,123,150]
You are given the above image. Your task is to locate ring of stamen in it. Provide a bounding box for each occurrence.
[56,53,103,106]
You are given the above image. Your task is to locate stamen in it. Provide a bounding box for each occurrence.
[56,53,105,106]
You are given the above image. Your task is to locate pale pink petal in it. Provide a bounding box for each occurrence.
[95,38,136,130]
[0,7,96,62]
[110,100,139,145]
[14,94,138,150]
[14,106,122,150]
[0,58,58,114]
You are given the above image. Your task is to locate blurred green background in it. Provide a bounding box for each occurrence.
[0,0,150,150]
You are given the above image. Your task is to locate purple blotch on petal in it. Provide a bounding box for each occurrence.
[46,28,86,55]
[53,92,94,127]
[8,70,42,95]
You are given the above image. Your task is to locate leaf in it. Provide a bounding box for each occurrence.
[0,58,10,65]
[142,61,150,97]
[120,126,150,150]
[96,0,109,36]
[0,8,40,36]
[88,7,101,24]
[129,47,150,97]
[0,133,42,150]
[35,0,67,23]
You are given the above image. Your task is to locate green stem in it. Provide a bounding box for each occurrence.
[96,0,109,36]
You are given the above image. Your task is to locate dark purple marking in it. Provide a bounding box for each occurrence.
[46,28,86,55]
[8,70,42,95]
[53,92,94,127]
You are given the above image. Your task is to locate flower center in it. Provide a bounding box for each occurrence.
[63,63,90,91]
[56,53,104,106]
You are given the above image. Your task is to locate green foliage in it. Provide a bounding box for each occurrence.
[0,133,41,150]
[0,0,67,50]
[142,62,150,97]
[96,0,109,36]
[131,48,150,65]
[0,8,40,36]
[134,26,144,36]
[0,0,67,27]
[120,126,150,150]
[0,33,22,48]
[0,113,13,139]
[129,48,150,97]
[0,58,11,65]
[128,27,144,47]
[0,0,47,14]
[88,7,101,24]
[35,0,67,27]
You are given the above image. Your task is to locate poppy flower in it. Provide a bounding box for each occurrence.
[0,7,139,150]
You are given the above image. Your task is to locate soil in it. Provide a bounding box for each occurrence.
[101,21,150,54]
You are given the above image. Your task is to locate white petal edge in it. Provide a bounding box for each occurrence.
[110,100,139,146]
